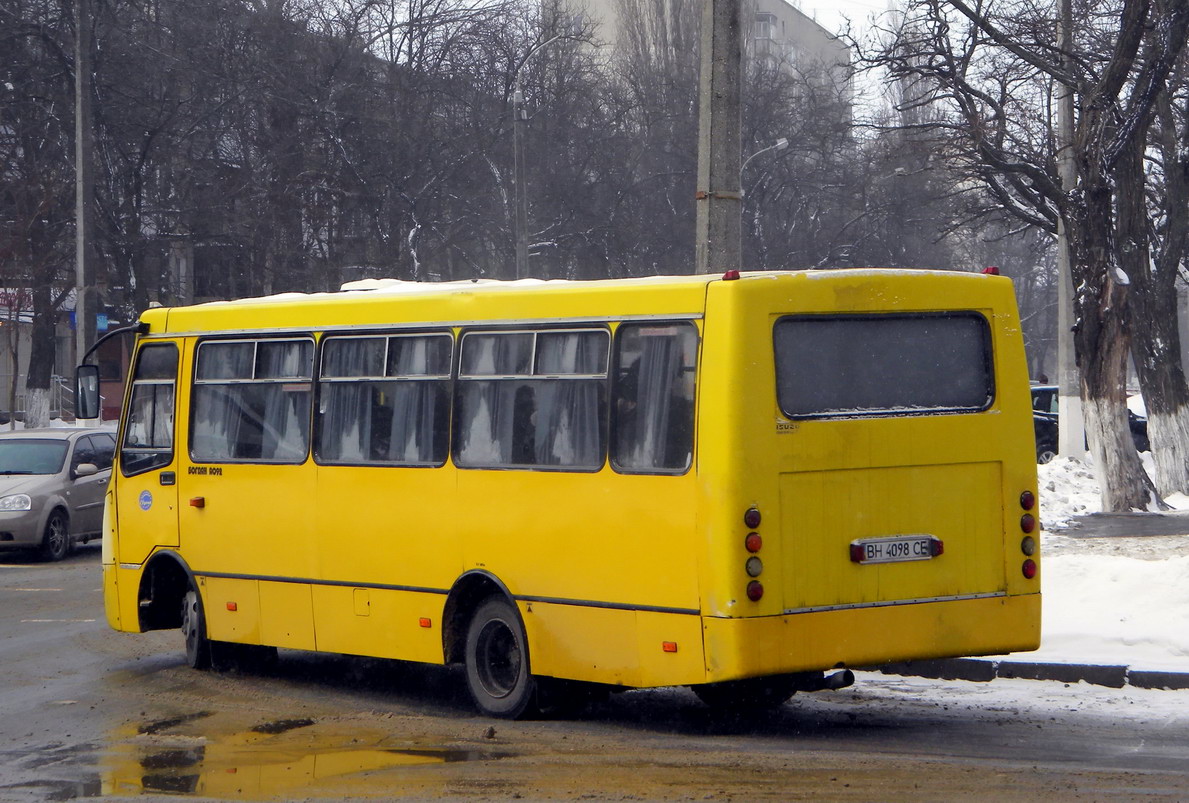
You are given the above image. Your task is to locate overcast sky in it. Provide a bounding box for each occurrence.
[806,0,893,37]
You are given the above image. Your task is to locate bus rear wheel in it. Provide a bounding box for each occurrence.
[691,675,797,712]
[464,596,539,719]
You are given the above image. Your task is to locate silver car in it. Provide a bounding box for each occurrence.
[0,428,116,561]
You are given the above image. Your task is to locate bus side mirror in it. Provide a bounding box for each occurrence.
[76,365,102,420]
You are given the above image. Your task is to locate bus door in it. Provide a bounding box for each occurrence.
[115,340,182,565]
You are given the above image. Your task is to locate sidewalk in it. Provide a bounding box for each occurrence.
[879,511,1189,691]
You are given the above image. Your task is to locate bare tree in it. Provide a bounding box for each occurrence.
[859,0,1189,510]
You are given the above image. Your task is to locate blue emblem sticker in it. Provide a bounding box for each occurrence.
[139,490,153,511]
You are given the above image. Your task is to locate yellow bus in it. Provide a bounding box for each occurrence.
[79,269,1040,718]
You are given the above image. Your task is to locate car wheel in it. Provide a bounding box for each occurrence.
[1037,446,1057,464]
[38,510,69,562]
[464,596,539,719]
[182,588,213,670]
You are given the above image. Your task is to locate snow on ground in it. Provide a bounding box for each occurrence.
[1031,457,1189,671]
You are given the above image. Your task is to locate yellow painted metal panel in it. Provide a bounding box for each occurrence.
[779,463,1004,609]
[701,593,1040,681]
[200,575,261,644]
[102,564,122,631]
[258,582,316,650]
[309,585,444,664]
[522,601,642,686]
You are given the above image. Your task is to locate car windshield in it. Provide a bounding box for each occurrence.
[0,439,69,475]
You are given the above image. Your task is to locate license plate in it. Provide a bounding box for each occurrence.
[849,535,942,565]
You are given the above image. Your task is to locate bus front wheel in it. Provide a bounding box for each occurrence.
[182,588,213,670]
[464,596,539,719]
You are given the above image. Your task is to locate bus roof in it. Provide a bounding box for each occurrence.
[143,269,1005,335]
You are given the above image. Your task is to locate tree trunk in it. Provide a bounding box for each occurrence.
[23,284,57,429]
[1067,185,1160,511]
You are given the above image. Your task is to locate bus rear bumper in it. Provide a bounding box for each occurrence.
[701,592,1041,683]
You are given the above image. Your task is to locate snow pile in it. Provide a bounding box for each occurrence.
[1032,553,1189,670]
[1036,457,1101,529]
[1030,456,1189,671]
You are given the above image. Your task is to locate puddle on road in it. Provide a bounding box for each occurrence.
[5,715,507,801]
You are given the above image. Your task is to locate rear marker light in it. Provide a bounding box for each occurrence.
[746,581,764,601]
[226,602,237,612]
[745,557,763,577]
[1022,559,1038,579]
[1021,536,1036,556]
[744,508,761,529]
[662,641,679,653]
[745,533,763,553]
[419,618,432,628]
[1020,513,1036,534]
[1020,490,1036,510]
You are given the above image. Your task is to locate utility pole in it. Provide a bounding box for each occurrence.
[512,33,564,280]
[1056,0,1085,457]
[694,0,742,275]
[74,0,97,367]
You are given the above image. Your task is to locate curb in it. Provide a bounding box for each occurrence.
[876,659,1189,691]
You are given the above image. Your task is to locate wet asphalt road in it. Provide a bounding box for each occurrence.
[2,549,1189,802]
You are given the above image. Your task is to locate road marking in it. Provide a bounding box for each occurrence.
[21,619,96,623]
[3,588,63,592]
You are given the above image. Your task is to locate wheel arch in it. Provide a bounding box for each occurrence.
[137,549,197,632]
[441,570,516,665]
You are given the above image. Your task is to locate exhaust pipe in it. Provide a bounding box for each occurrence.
[797,669,856,693]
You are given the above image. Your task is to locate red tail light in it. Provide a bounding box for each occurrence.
[743,508,761,528]
[1020,514,1036,534]
[1022,559,1037,579]
[745,533,762,553]
[746,581,764,601]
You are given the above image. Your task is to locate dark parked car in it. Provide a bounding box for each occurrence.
[0,427,116,560]
[1030,384,1148,463]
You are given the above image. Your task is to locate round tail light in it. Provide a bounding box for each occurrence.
[1020,490,1036,510]
[746,581,764,601]
[745,533,762,553]
[1022,559,1038,579]
[743,508,761,529]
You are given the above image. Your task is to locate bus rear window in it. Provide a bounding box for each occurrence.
[773,313,993,419]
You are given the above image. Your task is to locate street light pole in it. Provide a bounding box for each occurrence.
[512,34,564,280]
[739,137,789,192]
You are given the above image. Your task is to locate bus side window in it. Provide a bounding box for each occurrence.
[191,339,313,463]
[317,333,452,466]
[611,323,697,474]
[121,343,178,477]
[455,329,607,470]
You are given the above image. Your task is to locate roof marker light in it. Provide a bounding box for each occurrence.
[723,269,741,281]
[982,266,1000,275]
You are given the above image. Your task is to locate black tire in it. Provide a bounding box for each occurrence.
[464,596,539,719]
[691,676,797,712]
[1037,444,1057,464]
[38,510,69,562]
[182,588,213,670]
